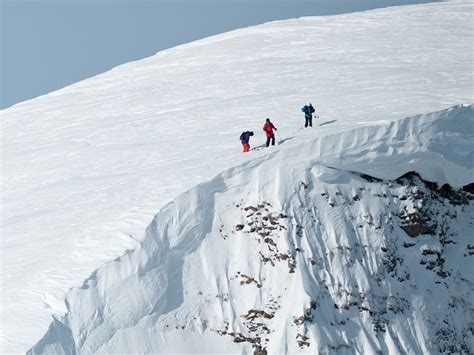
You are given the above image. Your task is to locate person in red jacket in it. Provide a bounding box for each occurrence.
[263,118,277,147]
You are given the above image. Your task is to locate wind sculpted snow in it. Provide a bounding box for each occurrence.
[1,0,473,352]
[29,105,474,354]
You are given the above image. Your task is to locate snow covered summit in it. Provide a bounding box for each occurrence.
[1,0,473,353]
[30,104,474,354]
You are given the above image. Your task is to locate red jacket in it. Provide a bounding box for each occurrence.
[263,122,276,138]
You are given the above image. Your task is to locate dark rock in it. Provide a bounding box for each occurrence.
[361,174,383,183]
[462,183,474,194]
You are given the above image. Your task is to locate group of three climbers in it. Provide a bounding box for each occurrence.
[239,102,316,153]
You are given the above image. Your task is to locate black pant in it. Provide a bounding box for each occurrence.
[305,115,312,127]
[266,135,275,147]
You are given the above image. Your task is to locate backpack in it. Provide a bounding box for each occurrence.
[239,132,245,141]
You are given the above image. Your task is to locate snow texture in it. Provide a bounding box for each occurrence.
[1,0,473,352]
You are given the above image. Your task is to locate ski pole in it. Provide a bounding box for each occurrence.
[276,131,282,144]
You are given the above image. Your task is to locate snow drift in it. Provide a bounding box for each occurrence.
[30,105,474,354]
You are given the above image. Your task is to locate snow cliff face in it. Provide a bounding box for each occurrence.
[30,105,474,354]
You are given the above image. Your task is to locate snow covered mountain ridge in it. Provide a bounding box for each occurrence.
[30,104,474,354]
[1,0,473,352]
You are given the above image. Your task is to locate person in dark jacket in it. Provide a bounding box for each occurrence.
[301,103,316,127]
[263,118,277,147]
[240,131,254,153]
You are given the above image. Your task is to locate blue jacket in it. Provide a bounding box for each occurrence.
[240,131,253,144]
[302,104,315,117]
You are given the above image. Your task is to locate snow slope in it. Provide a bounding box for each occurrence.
[30,104,474,354]
[1,0,473,352]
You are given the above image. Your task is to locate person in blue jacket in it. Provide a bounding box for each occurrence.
[301,103,316,127]
[239,131,254,153]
